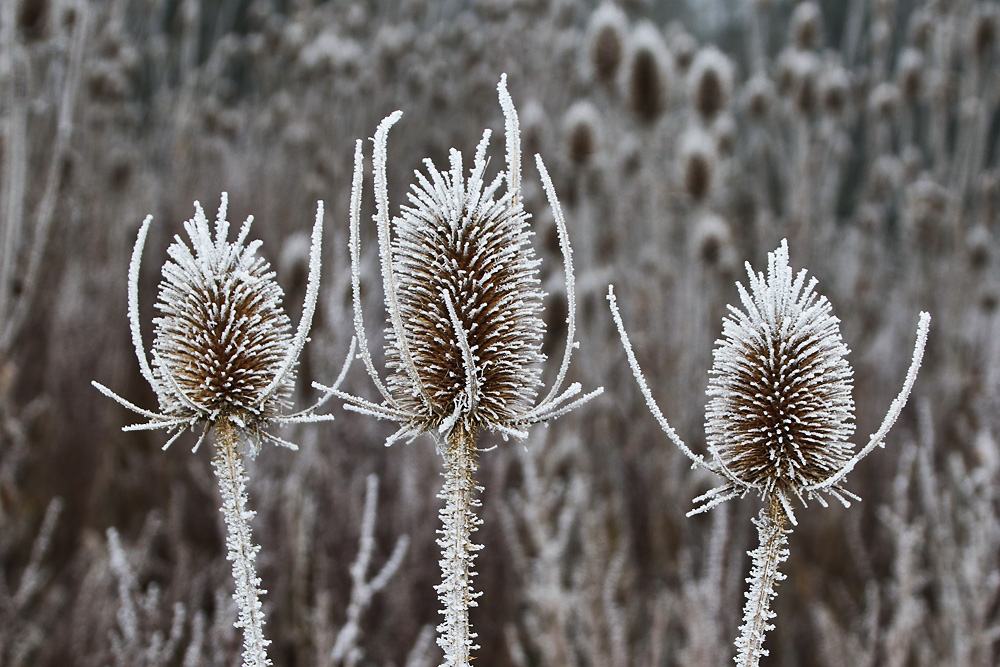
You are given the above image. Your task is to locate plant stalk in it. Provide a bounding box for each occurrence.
[213,417,271,667]
[435,422,483,667]
[735,493,790,667]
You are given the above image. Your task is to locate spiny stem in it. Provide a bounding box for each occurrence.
[735,494,789,667]
[435,423,483,667]
[213,417,271,667]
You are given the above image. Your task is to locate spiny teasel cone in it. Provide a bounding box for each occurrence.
[94,193,330,452]
[688,46,734,125]
[93,194,333,667]
[679,125,718,205]
[705,240,856,516]
[563,99,601,167]
[382,127,547,436]
[585,2,627,85]
[326,75,601,667]
[790,1,823,51]
[622,21,672,124]
[609,240,930,667]
[153,206,294,430]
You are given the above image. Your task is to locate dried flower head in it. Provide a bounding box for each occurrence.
[327,75,602,446]
[790,2,823,50]
[688,46,734,124]
[563,99,602,167]
[704,240,856,517]
[585,2,627,85]
[93,193,331,452]
[679,125,718,204]
[609,240,930,525]
[622,21,673,124]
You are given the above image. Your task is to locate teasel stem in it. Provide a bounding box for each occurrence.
[213,417,271,667]
[435,422,483,667]
[735,494,789,667]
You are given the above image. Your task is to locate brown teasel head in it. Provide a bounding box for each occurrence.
[705,241,855,507]
[384,137,546,435]
[152,201,294,428]
[688,46,734,124]
[623,22,672,124]
[586,3,627,85]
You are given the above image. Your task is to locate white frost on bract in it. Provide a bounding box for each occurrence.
[93,193,338,453]
[319,74,602,447]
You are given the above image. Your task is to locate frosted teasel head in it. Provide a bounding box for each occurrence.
[687,46,734,125]
[93,193,334,452]
[323,75,602,446]
[609,240,930,524]
[584,2,627,85]
[622,21,673,124]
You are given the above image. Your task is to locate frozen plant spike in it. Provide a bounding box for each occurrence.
[609,239,929,666]
[93,194,340,667]
[325,75,602,667]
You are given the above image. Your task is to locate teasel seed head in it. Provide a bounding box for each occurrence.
[690,212,735,272]
[152,198,295,428]
[622,21,673,124]
[93,193,331,453]
[330,75,602,446]
[585,2,627,85]
[970,5,999,62]
[897,48,924,103]
[666,23,698,73]
[790,2,823,51]
[679,125,718,204]
[383,132,547,436]
[688,46,733,125]
[705,240,856,516]
[819,65,850,118]
[610,243,928,526]
[742,74,775,120]
[563,99,602,167]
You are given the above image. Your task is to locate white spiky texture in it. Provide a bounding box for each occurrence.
[705,239,856,521]
[326,74,602,446]
[734,500,789,667]
[152,197,294,435]
[384,131,545,437]
[93,193,334,453]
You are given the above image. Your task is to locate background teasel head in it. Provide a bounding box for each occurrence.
[327,75,601,445]
[93,193,329,452]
